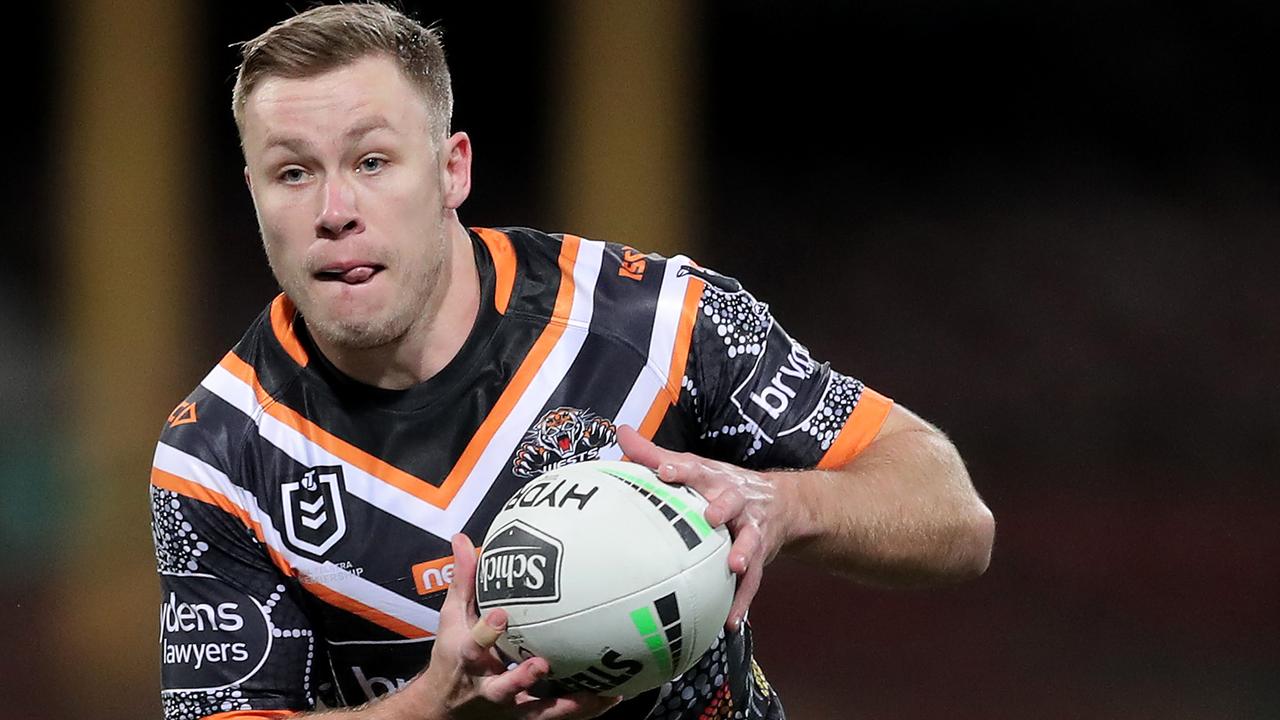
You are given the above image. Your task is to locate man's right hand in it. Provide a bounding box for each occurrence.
[397,533,620,720]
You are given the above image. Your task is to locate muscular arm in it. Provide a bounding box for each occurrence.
[773,403,993,586]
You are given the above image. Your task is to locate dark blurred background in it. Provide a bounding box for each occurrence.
[2,1,1276,718]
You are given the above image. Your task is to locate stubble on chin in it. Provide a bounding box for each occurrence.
[306,311,410,351]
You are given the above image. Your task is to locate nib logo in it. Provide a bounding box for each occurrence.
[282,466,348,557]
[476,521,562,608]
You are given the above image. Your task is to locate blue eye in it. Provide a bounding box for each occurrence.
[280,168,307,184]
[358,157,386,173]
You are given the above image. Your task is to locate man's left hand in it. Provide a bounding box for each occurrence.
[616,425,795,632]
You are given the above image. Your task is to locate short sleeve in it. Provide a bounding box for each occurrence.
[679,266,893,470]
[151,417,322,720]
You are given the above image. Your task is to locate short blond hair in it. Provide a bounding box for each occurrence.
[232,2,452,140]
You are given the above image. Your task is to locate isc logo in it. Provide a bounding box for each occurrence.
[618,247,647,281]
[476,521,563,608]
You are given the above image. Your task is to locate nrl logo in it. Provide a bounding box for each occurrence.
[512,407,616,479]
[282,465,349,557]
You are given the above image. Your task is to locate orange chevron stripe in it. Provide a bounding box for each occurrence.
[269,294,309,367]
[435,234,582,495]
[301,581,433,639]
[638,273,705,438]
[474,227,517,315]
[217,352,452,507]
[150,467,295,578]
[818,387,893,469]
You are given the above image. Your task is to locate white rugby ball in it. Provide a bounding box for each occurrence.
[476,460,733,698]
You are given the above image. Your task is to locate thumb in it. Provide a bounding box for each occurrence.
[617,424,664,470]
[442,533,479,617]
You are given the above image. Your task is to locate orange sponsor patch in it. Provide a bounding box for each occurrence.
[412,550,479,595]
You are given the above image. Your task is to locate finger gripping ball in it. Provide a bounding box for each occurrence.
[476,460,733,698]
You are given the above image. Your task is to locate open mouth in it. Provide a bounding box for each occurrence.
[314,264,385,285]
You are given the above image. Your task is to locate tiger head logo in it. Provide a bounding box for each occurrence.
[512,407,616,479]
[539,408,586,456]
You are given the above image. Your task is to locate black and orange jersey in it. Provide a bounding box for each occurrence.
[150,227,892,720]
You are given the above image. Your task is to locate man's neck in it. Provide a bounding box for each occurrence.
[311,220,480,390]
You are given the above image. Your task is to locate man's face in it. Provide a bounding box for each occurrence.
[240,54,462,351]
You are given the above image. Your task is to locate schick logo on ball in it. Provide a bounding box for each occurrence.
[476,520,563,608]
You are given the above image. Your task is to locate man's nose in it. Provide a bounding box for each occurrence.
[316,176,364,239]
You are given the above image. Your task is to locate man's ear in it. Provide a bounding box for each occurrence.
[244,166,253,192]
[441,131,472,209]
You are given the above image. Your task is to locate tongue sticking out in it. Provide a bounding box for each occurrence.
[340,266,377,284]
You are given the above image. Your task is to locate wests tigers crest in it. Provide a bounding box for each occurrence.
[512,407,616,479]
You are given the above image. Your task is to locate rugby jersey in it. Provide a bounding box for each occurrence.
[150,227,893,720]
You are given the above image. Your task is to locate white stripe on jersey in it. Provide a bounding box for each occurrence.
[441,237,605,525]
[601,254,696,458]
[197,238,606,541]
[152,442,441,637]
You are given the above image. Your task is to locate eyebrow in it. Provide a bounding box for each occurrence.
[344,117,394,141]
[261,117,395,154]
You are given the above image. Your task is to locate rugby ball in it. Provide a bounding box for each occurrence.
[476,460,733,698]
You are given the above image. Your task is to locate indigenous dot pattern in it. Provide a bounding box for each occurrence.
[749,659,773,699]
[152,487,209,574]
[162,688,252,720]
[651,631,728,720]
[698,682,733,720]
[645,630,781,720]
[692,280,773,462]
[795,374,863,452]
[701,419,766,463]
[699,283,771,364]
[682,374,703,426]
[265,584,317,704]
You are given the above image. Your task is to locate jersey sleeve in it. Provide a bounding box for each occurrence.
[678,265,893,470]
[151,402,321,720]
